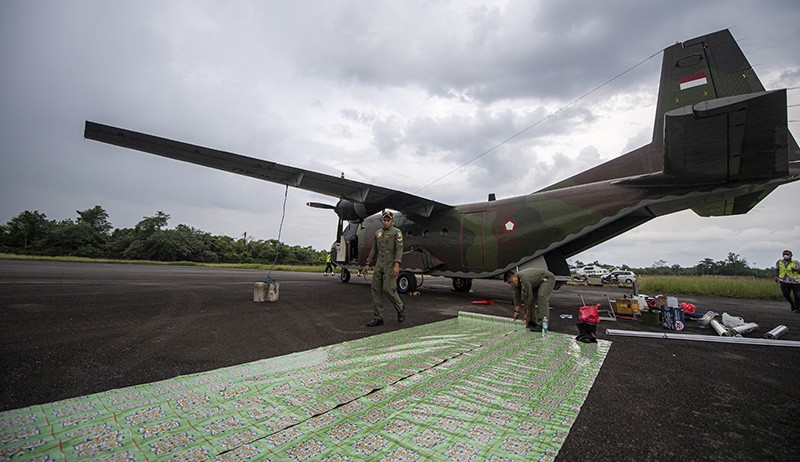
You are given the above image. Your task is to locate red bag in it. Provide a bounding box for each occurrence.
[579,304,600,324]
[679,302,696,315]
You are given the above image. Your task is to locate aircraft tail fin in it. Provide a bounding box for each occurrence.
[621,29,795,186]
[651,29,796,184]
[542,29,796,193]
[651,29,765,144]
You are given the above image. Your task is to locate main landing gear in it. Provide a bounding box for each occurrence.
[338,268,471,295]
[396,271,417,294]
[339,267,419,295]
[452,277,472,292]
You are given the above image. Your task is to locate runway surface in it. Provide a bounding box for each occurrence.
[2,260,799,460]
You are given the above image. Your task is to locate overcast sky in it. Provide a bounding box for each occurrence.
[1,0,798,269]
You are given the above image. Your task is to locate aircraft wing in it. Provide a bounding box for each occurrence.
[84,121,451,218]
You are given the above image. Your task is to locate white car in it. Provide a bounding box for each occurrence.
[602,271,637,284]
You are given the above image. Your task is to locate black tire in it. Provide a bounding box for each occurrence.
[340,268,351,283]
[397,271,417,294]
[452,277,472,292]
[625,278,633,285]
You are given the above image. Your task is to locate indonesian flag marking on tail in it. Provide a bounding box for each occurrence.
[679,71,708,90]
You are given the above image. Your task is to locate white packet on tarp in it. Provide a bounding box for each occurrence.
[722,312,745,328]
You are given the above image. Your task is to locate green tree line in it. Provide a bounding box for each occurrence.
[573,252,774,279]
[642,253,773,278]
[0,206,327,265]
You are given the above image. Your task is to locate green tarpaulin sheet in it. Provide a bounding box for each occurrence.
[1,312,610,461]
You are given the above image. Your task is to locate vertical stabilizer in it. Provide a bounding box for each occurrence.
[652,29,765,145]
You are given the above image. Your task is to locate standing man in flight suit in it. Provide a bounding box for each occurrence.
[363,210,406,327]
[503,268,555,331]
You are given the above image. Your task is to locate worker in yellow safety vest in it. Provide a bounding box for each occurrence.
[775,249,800,312]
[323,242,339,276]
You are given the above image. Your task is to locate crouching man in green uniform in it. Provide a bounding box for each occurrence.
[503,268,555,332]
[363,210,406,327]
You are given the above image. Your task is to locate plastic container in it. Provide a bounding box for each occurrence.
[542,316,549,334]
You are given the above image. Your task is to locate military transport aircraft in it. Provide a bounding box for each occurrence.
[85,29,799,294]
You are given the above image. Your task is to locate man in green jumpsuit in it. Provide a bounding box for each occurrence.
[503,268,555,332]
[363,210,406,327]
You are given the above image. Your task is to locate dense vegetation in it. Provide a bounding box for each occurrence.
[573,252,775,279]
[0,206,327,265]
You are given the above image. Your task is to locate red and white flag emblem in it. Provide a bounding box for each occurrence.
[679,71,707,90]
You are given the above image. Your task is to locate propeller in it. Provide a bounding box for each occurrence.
[307,199,369,262]
[307,199,366,245]
[306,199,367,222]
[306,202,341,242]
[306,202,335,210]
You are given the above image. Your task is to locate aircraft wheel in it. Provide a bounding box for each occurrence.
[397,271,417,294]
[452,277,472,292]
[340,268,351,283]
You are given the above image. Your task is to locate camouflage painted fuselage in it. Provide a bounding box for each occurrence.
[355,151,795,280]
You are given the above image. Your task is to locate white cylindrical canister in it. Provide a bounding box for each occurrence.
[709,319,730,337]
[764,325,788,340]
[730,322,758,336]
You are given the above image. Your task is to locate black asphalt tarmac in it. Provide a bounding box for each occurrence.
[2,260,799,461]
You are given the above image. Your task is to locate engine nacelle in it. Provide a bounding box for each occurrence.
[335,199,368,222]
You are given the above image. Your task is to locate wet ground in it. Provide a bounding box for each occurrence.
[2,260,799,460]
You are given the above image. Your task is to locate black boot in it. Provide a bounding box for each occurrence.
[576,322,597,343]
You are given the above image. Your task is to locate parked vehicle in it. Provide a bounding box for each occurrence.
[575,265,610,277]
[602,270,637,285]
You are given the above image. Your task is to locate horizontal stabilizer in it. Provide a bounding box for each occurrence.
[691,187,776,217]
[663,90,788,183]
[619,90,789,187]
